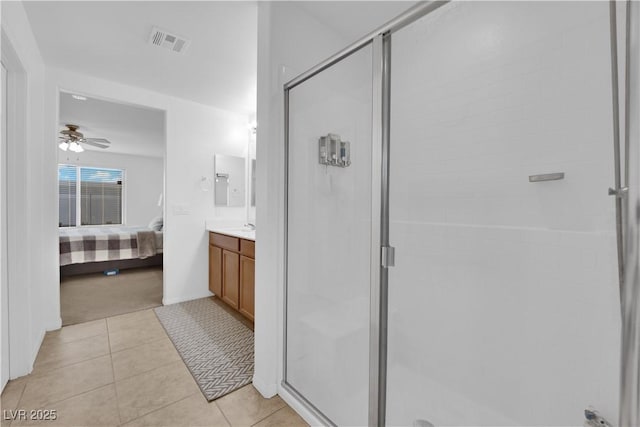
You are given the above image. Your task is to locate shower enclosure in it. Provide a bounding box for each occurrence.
[283,1,639,426]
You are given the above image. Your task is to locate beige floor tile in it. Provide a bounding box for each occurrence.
[18,355,113,409]
[115,360,200,424]
[107,311,167,353]
[42,319,107,345]
[1,377,28,427]
[123,392,229,427]
[1,376,27,411]
[111,337,181,381]
[108,324,167,353]
[215,385,286,427]
[252,406,309,427]
[106,309,159,333]
[4,302,309,427]
[12,384,119,427]
[33,334,110,374]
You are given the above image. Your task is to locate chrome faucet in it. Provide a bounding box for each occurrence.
[244,223,256,230]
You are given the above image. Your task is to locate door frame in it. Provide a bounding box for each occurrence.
[1,29,31,384]
[1,57,9,392]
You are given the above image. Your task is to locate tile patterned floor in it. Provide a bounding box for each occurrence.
[1,309,308,427]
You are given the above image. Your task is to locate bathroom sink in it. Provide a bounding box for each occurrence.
[226,226,255,233]
[214,226,255,240]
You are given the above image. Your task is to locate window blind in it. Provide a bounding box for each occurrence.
[58,165,124,227]
[79,167,123,225]
[58,165,77,227]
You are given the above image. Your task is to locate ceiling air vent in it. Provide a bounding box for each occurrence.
[148,26,191,54]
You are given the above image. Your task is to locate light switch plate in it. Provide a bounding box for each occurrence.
[172,204,190,215]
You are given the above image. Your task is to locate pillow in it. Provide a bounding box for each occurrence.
[148,216,163,231]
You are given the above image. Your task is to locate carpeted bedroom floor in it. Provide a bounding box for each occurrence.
[61,266,163,326]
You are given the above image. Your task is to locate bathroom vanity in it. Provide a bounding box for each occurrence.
[208,230,255,322]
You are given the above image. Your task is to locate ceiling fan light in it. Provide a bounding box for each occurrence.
[76,143,84,153]
[58,141,69,151]
[69,142,79,152]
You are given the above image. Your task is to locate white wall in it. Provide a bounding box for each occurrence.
[1,1,58,380]
[58,150,164,227]
[44,67,249,310]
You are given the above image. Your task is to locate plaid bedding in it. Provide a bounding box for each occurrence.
[59,226,163,266]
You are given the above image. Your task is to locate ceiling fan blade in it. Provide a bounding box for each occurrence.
[84,138,111,145]
[83,140,110,149]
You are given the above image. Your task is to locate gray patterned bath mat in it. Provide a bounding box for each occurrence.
[154,298,254,401]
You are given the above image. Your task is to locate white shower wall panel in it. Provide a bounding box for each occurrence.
[387,2,620,426]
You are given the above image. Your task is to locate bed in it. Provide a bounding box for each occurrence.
[59,225,163,277]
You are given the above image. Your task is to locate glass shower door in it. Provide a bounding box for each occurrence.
[386,2,620,426]
[285,44,374,425]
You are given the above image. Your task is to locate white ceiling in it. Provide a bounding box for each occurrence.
[33,1,413,159]
[59,91,165,158]
[24,1,257,115]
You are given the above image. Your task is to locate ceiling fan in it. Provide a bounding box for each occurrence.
[58,124,111,152]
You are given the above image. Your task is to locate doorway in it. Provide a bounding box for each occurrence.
[56,91,166,326]
[1,60,9,391]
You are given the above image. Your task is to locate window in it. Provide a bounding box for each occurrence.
[58,165,124,227]
[58,165,77,227]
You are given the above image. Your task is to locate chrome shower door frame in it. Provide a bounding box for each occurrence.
[281,39,378,427]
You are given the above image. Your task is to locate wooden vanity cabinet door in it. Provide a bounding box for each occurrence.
[239,255,255,321]
[208,245,222,296]
[222,249,240,309]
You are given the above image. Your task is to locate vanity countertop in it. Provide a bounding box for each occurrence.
[206,224,255,241]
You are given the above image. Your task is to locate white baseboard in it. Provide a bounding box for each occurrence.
[27,327,47,377]
[277,384,326,426]
[252,375,277,398]
[162,291,213,306]
[45,317,62,331]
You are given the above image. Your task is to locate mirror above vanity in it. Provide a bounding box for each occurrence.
[212,123,256,225]
[248,132,256,224]
[214,154,246,207]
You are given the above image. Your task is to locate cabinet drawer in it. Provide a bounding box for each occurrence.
[240,239,255,258]
[210,232,239,252]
